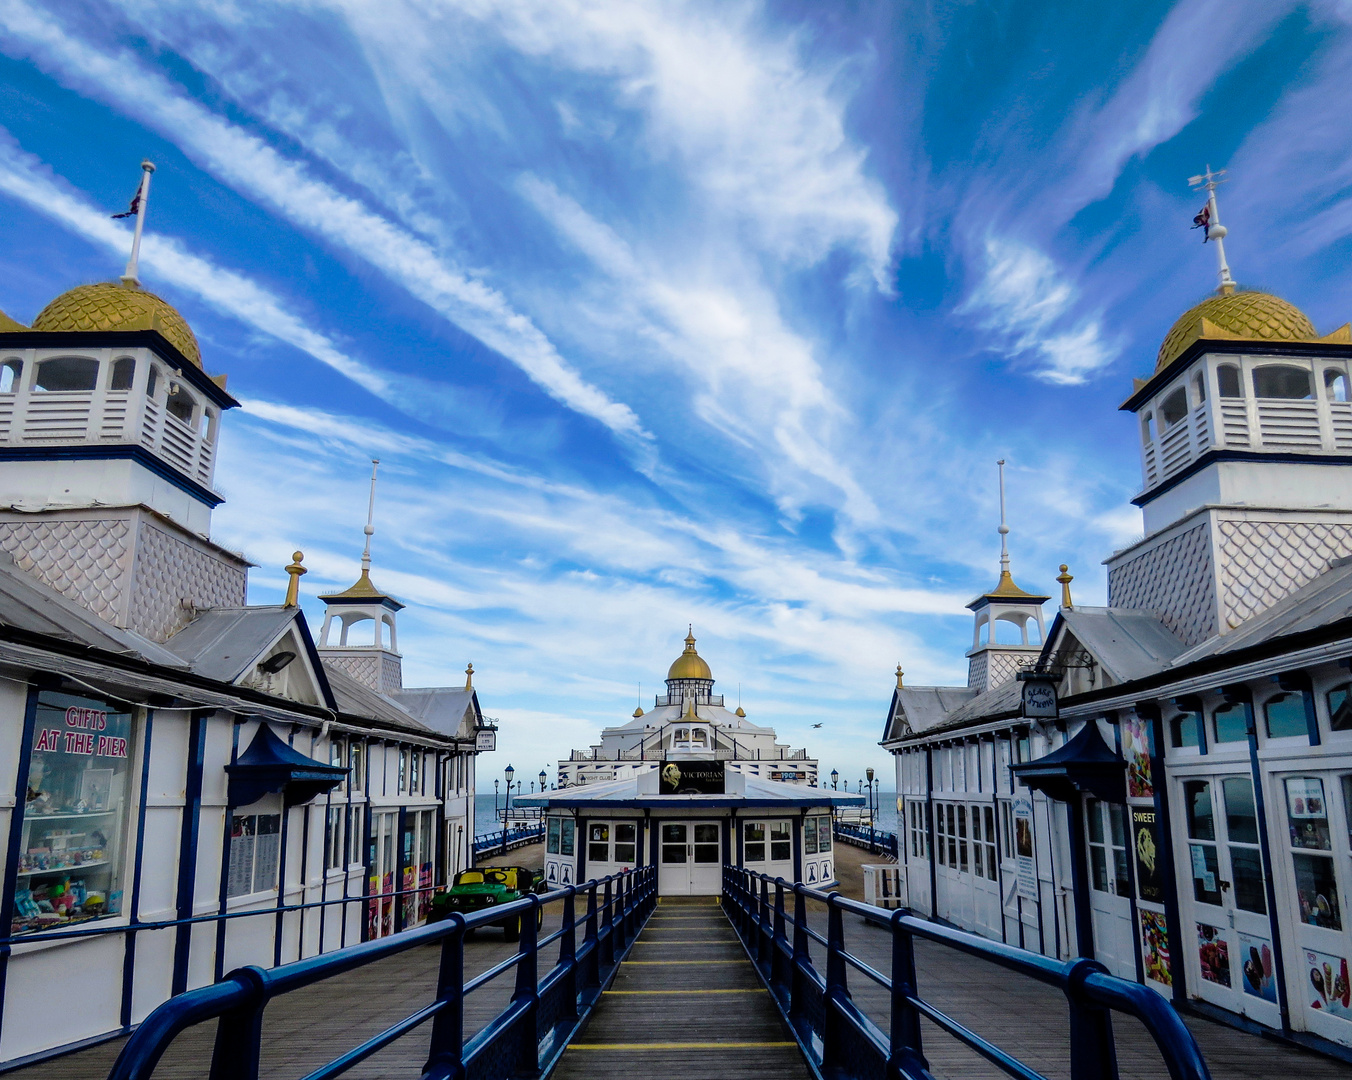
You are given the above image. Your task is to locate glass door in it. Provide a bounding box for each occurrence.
[690,821,722,894]
[1177,775,1279,1025]
[367,810,398,940]
[1277,771,1352,1043]
[659,822,689,894]
[1084,798,1135,978]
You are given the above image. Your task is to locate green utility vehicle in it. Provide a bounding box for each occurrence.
[431,866,545,940]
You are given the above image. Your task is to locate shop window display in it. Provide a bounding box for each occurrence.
[227,813,281,898]
[1285,777,1340,930]
[12,691,133,936]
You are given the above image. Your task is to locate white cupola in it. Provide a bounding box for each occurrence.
[0,163,248,641]
[1107,168,1352,644]
[317,461,405,693]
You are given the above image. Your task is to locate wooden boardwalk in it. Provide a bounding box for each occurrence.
[551,896,810,1080]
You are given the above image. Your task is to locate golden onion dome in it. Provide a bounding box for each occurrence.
[1156,291,1316,373]
[666,628,713,682]
[31,282,201,368]
[0,309,28,332]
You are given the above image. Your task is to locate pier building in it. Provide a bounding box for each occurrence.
[882,177,1352,1058]
[521,632,859,893]
[558,629,819,787]
[0,179,489,1067]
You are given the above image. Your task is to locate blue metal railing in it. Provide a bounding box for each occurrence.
[473,823,545,857]
[105,866,656,1080]
[722,867,1212,1080]
[832,823,899,858]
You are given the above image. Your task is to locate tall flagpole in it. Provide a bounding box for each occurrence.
[1188,165,1235,296]
[361,458,380,575]
[121,160,156,288]
[996,458,1010,578]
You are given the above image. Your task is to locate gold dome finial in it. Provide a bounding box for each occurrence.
[895,664,904,689]
[735,706,746,718]
[284,551,306,607]
[1057,564,1074,609]
[667,627,713,682]
[633,705,644,718]
[464,663,474,690]
[31,282,202,367]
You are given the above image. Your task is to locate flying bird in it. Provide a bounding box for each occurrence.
[811,723,823,728]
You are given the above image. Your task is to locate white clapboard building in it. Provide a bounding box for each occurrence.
[0,204,491,1066]
[882,195,1352,1058]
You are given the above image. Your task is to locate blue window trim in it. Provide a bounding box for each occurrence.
[120,710,154,1029]
[171,714,207,996]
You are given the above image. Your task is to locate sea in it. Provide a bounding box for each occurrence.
[474,792,899,839]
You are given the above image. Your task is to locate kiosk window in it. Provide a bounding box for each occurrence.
[547,818,561,854]
[560,818,575,857]
[228,813,281,898]
[744,822,765,862]
[1265,691,1310,740]
[1170,711,1203,748]
[614,823,637,864]
[1212,701,1248,744]
[1284,777,1339,930]
[694,824,720,863]
[817,816,832,853]
[1222,778,1265,914]
[805,818,818,855]
[769,822,791,862]
[1327,685,1352,732]
[588,823,610,862]
[1184,780,1222,905]
[662,824,686,863]
[11,691,134,937]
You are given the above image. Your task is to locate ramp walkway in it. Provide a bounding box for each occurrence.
[552,896,809,1080]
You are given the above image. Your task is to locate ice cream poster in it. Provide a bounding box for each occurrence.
[1238,933,1277,1003]
[1140,910,1171,986]
[1197,924,1230,987]
[1305,950,1352,1019]
[1122,714,1154,798]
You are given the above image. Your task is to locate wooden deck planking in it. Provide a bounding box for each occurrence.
[550,898,811,1080]
[792,903,1350,1080]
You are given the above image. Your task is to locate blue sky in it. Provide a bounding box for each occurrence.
[3,0,1352,787]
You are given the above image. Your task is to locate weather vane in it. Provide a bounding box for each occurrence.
[1188,165,1235,295]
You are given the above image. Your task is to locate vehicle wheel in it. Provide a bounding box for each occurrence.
[502,917,520,942]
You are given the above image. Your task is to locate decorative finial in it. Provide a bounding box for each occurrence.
[284,551,306,607]
[464,662,474,690]
[360,459,380,578]
[118,160,156,288]
[633,705,644,718]
[1057,564,1074,609]
[996,459,1011,575]
[1188,166,1235,295]
[896,664,904,689]
[735,706,746,718]
[684,626,697,650]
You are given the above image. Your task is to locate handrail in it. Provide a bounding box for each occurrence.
[832,822,898,858]
[106,866,657,1080]
[473,823,545,856]
[722,866,1212,1080]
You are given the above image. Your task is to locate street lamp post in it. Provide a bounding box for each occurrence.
[830,769,838,791]
[502,764,515,855]
[866,767,876,853]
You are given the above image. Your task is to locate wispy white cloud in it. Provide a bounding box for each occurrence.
[0,0,651,446]
[958,237,1119,384]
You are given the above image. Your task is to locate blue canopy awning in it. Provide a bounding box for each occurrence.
[1009,720,1126,804]
[225,723,347,808]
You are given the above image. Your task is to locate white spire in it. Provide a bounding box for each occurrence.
[120,160,155,288]
[997,458,1010,577]
[361,458,379,574]
[1188,165,1236,295]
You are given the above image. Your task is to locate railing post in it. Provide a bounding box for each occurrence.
[758,876,772,966]
[613,873,628,952]
[424,915,467,1080]
[887,910,926,1080]
[771,879,789,995]
[822,896,851,1076]
[581,882,601,993]
[557,888,579,1021]
[600,877,615,966]
[207,967,267,1080]
[511,895,541,1076]
[1065,959,1119,1080]
[789,885,811,1033]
